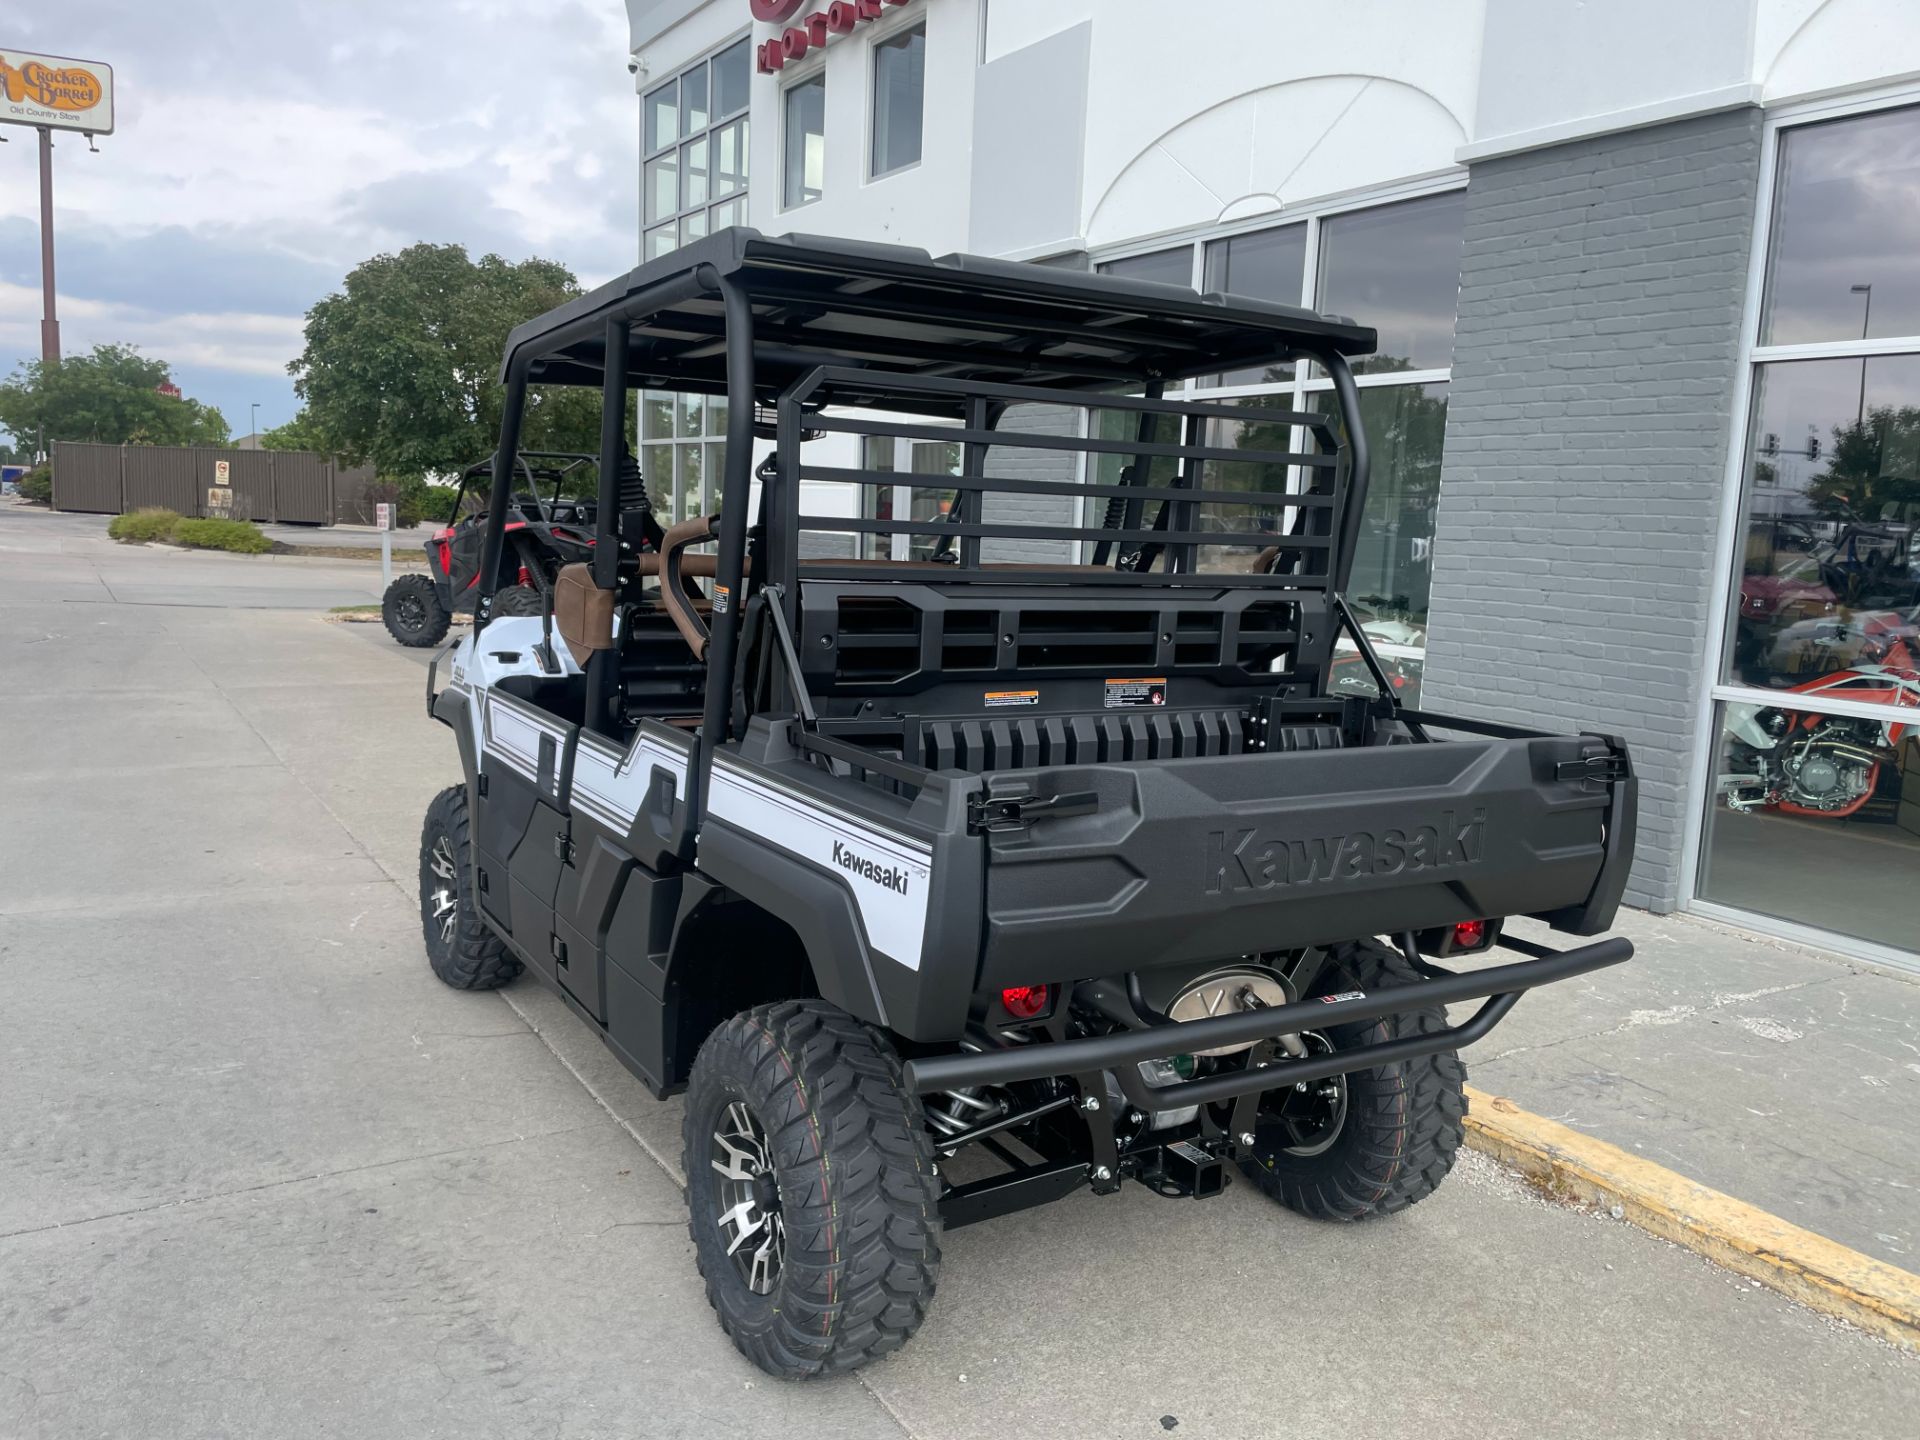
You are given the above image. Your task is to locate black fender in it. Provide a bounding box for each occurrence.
[695,817,894,1030]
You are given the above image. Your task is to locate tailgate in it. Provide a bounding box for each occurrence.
[977,733,1622,986]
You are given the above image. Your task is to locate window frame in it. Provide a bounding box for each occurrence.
[780,65,829,212]
[1083,178,1464,628]
[1682,81,1920,969]
[868,19,928,181]
[640,35,753,261]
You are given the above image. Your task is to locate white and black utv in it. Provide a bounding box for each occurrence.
[417,231,1637,1379]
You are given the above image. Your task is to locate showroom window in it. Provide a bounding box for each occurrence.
[640,392,729,524]
[642,38,751,260]
[783,70,827,208]
[1090,188,1465,701]
[871,24,926,177]
[639,39,750,521]
[1697,101,1920,961]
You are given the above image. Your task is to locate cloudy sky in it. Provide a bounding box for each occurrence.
[2,2,638,438]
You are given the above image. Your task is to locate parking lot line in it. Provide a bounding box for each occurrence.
[1463,1084,1920,1350]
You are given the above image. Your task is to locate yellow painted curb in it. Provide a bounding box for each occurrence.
[1462,1084,1920,1352]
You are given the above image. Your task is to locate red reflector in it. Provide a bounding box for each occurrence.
[1000,984,1049,1020]
[1453,919,1487,949]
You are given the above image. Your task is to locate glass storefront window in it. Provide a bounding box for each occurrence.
[1727,356,1920,690]
[1307,384,1448,702]
[1698,698,1920,953]
[860,436,961,559]
[871,25,926,178]
[1097,247,1192,289]
[783,72,827,208]
[1317,191,1465,375]
[1201,224,1306,387]
[1762,104,1920,346]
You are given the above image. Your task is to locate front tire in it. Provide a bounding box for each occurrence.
[383,572,451,647]
[418,785,521,990]
[1238,939,1466,1220]
[683,1000,941,1379]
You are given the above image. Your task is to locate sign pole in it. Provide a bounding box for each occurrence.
[38,125,59,363]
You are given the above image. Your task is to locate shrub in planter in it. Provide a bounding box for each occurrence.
[171,517,275,554]
[108,507,183,543]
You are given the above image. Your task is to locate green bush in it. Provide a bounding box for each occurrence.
[171,517,274,554]
[108,507,183,543]
[16,463,51,503]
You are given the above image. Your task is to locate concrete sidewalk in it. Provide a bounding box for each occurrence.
[1455,911,1920,1270]
[2,507,1914,1438]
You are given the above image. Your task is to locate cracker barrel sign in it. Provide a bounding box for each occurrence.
[0,48,115,135]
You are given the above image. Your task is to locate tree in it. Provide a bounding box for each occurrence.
[289,244,609,483]
[0,344,230,451]
[259,410,335,454]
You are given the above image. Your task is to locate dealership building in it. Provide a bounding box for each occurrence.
[623,0,1920,970]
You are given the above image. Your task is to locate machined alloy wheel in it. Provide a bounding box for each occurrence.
[683,999,941,1379]
[710,1100,785,1294]
[418,785,521,991]
[427,834,459,948]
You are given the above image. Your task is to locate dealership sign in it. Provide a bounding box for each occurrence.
[0,48,114,135]
[755,0,916,73]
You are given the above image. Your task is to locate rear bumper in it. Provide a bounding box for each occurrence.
[902,932,1632,1107]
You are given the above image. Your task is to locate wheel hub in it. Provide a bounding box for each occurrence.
[710,1100,785,1294]
[427,833,458,945]
[1257,1031,1348,1158]
[397,593,425,628]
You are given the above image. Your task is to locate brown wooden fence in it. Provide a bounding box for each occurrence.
[50,441,374,524]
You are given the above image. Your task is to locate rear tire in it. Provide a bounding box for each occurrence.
[682,999,941,1379]
[490,584,543,617]
[382,572,451,647]
[419,784,521,991]
[1238,939,1466,1220]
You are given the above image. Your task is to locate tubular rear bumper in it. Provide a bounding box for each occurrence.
[901,933,1633,1107]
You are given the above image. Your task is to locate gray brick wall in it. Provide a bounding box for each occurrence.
[980,403,1080,563]
[1421,108,1764,911]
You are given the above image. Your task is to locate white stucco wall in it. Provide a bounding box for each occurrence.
[742,0,981,254]
[630,0,1920,264]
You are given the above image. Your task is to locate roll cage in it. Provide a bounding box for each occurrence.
[471,229,1388,775]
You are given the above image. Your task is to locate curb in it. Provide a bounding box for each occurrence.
[1462,1085,1920,1352]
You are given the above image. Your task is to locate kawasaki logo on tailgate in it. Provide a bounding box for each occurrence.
[1206,810,1486,895]
[833,839,910,895]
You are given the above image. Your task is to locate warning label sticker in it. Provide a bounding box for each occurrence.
[1103,677,1167,709]
[984,689,1039,709]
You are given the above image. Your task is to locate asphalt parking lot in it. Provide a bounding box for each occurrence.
[2,502,1915,1439]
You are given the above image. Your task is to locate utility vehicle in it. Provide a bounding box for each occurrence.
[416,230,1637,1378]
[382,451,624,646]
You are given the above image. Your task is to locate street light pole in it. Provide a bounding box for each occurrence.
[38,126,59,364]
[1851,282,1873,426]
[251,403,260,441]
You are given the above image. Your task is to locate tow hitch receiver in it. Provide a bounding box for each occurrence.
[1137,1139,1229,1199]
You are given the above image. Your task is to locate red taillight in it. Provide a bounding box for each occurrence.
[1452,919,1487,950]
[1000,984,1050,1020]
[436,540,452,576]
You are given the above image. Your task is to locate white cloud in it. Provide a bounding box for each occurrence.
[0,280,305,378]
[1,0,638,422]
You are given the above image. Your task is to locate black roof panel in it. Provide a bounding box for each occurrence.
[501,228,1377,404]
